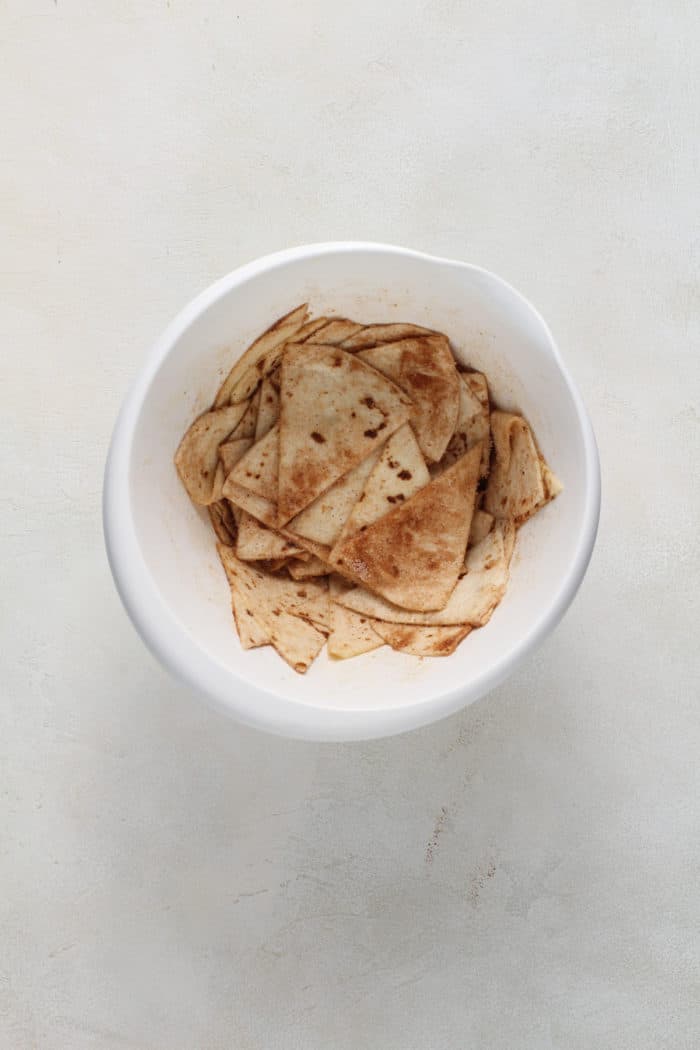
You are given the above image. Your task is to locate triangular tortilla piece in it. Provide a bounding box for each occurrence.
[281,531,331,563]
[356,344,402,382]
[541,461,563,503]
[463,371,489,409]
[359,336,461,463]
[213,304,308,407]
[285,447,381,547]
[209,461,226,504]
[336,523,510,626]
[227,387,261,440]
[327,577,383,659]
[468,509,494,548]
[330,444,482,611]
[221,480,277,527]
[175,402,249,505]
[501,519,517,567]
[338,424,430,543]
[217,549,328,671]
[398,336,461,462]
[341,322,436,351]
[288,555,330,580]
[305,319,364,345]
[296,317,329,341]
[371,622,471,657]
[277,343,412,525]
[484,412,548,524]
[208,501,238,546]
[236,510,304,561]
[217,544,270,649]
[254,377,280,440]
[437,375,486,471]
[256,557,292,574]
[228,424,279,501]
[219,437,253,476]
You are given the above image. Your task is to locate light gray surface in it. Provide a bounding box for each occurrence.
[1,2,698,1047]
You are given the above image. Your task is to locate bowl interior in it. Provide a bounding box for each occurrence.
[124,247,592,732]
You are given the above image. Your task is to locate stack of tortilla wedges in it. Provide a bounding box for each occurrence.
[175,305,562,673]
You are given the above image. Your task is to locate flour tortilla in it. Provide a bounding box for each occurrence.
[210,461,226,504]
[229,387,261,440]
[217,544,271,649]
[327,576,383,659]
[484,412,551,523]
[254,377,279,440]
[337,423,429,543]
[228,424,279,501]
[277,343,412,525]
[438,374,487,470]
[217,547,329,671]
[296,317,329,341]
[398,336,461,462]
[236,510,304,562]
[461,372,491,475]
[359,336,461,463]
[356,344,402,383]
[218,437,253,476]
[541,461,563,503]
[288,555,330,580]
[175,401,249,505]
[221,479,277,527]
[330,443,482,611]
[285,447,381,547]
[336,522,510,627]
[208,501,238,546]
[371,622,471,657]
[341,322,436,351]
[468,509,494,547]
[214,304,308,407]
[305,319,364,345]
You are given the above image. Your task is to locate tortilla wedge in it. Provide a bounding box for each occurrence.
[221,479,277,527]
[370,622,471,657]
[217,544,271,649]
[336,522,511,627]
[277,343,412,525]
[254,377,280,440]
[228,387,261,440]
[218,437,253,476]
[217,547,329,671]
[227,424,279,501]
[468,509,494,547]
[356,343,402,383]
[327,576,383,659]
[330,443,482,611]
[398,336,461,462]
[341,322,436,351]
[359,336,461,462]
[337,423,429,543]
[208,500,238,546]
[484,412,560,524]
[213,304,309,407]
[438,374,487,469]
[285,446,382,547]
[175,401,249,505]
[295,317,329,341]
[305,319,364,345]
[288,555,330,580]
[236,510,304,561]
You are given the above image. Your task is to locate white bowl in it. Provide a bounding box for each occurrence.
[103,242,600,741]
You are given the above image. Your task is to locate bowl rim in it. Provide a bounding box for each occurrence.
[103,241,601,741]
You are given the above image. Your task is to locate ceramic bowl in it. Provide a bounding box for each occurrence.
[103,242,600,740]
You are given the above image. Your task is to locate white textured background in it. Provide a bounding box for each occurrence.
[2,2,699,1047]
